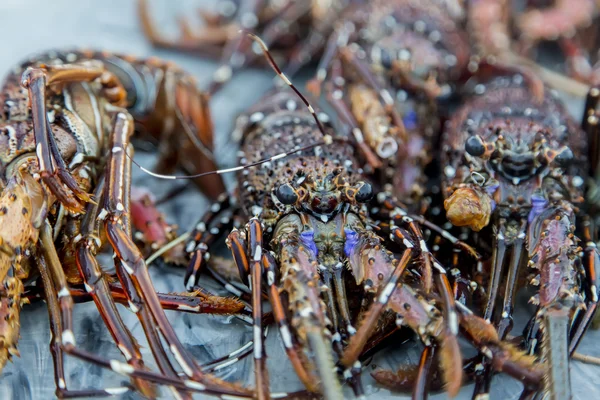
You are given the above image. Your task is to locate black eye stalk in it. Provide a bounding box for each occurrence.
[465,135,486,157]
[275,183,298,205]
[355,182,374,203]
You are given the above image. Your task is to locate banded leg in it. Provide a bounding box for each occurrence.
[73,179,157,397]
[67,284,247,315]
[36,241,252,396]
[246,218,269,400]
[379,196,480,259]
[102,110,251,396]
[184,193,233,288]
[21,63,114,212]
[37,252,133,398]
[569,216,599,354]
[225,219,270,399]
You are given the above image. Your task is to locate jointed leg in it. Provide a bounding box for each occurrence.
[246,218,269,400]
[73,179,157,397]
[102,110,251,396]
[184,193,233,288]
[37,252,132,398]
[68,284,246,315]
[569,216,599,354]
[21,64,109,212]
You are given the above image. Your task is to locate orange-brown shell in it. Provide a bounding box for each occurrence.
[444,185,492,231]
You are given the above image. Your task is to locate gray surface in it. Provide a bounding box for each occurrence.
[0,1,598,399]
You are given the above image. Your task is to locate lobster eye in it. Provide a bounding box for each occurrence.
[275,183,298,205]
[355,182,373,203]
[465,135,486,157]
[554,147,574,167]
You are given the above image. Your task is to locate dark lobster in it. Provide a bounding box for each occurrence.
[441,73,600,399]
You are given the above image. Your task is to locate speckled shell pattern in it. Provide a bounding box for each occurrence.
[340,0,471,202]
[0,50,124,178]
[364,0,470,82]
[235,90,360,221]
[441,76,588,198]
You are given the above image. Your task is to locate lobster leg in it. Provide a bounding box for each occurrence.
[72,179,159,398]
[497,221,527,338]
[224,221,270,399]
[21,64,107,212]
[569,217,599,353]
[184,194,233,287]
[483,218,507,321]
[471,219,508,399]
[36,252,132,398]
[246,218,269,400]
[583,87,600,179]
[67,284,246,315]
[413,345,435,400]
[102,111,251,396]
[379,197,481,259]
[36,239,251,396]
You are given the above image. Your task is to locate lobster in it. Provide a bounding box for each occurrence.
[301,0,472,208]
[135,34,545,399]
[0,49,262,398]
[138,0,347,94]
[441,72,600,399]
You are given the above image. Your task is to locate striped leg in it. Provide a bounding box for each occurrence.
[36,252,133,398]
[102,110,251,396]
[73,179,158,397]
[184,193,233,288]
[227,218,270,400]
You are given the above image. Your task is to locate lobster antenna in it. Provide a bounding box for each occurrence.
[124,33,333,181]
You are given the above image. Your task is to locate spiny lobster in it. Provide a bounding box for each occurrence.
[441,73,600,399]
[0,49,267,399]
[135,34,546,399]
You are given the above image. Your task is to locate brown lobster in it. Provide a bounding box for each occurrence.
[135,35,545,400]
[441,73,599,399]
[0,49,259,398]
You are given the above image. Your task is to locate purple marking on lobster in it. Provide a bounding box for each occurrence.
[300,230,318,256]
[344,229,359,257]
[486,184,499,211]
[528,194,548,223]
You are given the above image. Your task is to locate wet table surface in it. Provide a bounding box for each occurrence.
[0,1,599,399]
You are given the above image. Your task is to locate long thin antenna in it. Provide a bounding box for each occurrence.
[124,32,333,181]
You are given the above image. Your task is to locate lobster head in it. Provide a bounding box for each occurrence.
[273,168,373,219]
[464,123,573,184]
[444,121,574,231]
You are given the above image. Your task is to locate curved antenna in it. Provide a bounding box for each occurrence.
[124,32,333,181]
